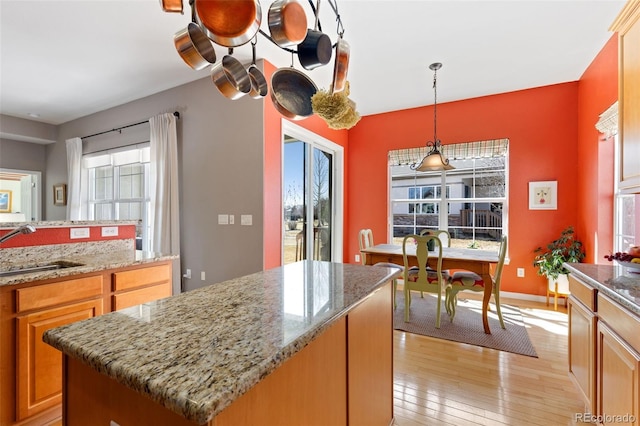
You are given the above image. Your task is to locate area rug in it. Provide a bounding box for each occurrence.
[393,292,538,358]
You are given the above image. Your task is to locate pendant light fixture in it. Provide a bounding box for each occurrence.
[410,62,454,172]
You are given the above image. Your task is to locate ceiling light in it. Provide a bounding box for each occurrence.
[410,62,454,172]
[27,113,40,118]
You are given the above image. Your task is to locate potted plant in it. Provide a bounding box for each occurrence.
[533,226,585,305]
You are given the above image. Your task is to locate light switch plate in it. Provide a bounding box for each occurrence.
[229,215,234,225]
[241,214,252,226]
[70,227,90,239]
[218,214,229,225]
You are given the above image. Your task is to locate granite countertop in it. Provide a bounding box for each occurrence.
[564,262,640,315]
[0,248,178,287]
[43,261,401,425]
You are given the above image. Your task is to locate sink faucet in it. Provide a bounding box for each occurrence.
[0,224,36,244]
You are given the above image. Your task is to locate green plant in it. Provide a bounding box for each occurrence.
[533,226,585,280]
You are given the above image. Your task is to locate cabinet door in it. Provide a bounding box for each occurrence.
[347,281,393,426]
[16,299,103,420]
[568,296,597,413]
[597,321,640,426]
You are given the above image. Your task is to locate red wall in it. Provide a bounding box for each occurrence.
[576,34,618,264]
[347,83,582,296]
[262,36,619,297]
[0,225,136,248]
[263,60,349,269]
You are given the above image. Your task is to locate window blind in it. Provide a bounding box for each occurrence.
[388,138,509,166]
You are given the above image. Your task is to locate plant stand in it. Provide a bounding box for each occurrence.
[546,274,570,310]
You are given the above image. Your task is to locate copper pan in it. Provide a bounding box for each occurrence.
[160,0,183,13]
[268,0,307,48]
[330,35,350,93]
[194,0,262,48]
[270,67,317,120]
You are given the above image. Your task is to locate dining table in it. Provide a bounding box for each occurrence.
[360,244,500,334]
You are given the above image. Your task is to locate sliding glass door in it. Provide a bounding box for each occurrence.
[282,123,343,265]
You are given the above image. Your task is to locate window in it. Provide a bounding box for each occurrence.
[389,139,508,251]
[83,144,151,250]
[613,134,637,252]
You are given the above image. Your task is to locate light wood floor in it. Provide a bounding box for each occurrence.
[393,294,585,426]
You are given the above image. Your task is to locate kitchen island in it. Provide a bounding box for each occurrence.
[44,261,401,426]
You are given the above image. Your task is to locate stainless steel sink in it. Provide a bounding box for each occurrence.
[0,261,85,277]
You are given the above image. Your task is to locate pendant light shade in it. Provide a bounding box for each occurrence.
[410,62,454,172]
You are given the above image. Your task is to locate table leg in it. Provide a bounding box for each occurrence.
[481,274,492,334]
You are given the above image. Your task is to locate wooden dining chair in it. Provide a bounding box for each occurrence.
[358,228,403,309]
[402,234,449,327]
[445,234,508,329]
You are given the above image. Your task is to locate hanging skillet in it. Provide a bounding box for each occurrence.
[194,0,262,48]
[297,0,332,70]
[268,0,308,48]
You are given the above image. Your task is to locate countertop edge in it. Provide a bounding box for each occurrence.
[564,263,640,316]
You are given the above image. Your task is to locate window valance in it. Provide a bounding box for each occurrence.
[388,138,509,166]
[595,101,618,137]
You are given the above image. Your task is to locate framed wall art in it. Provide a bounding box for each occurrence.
[53,184,67,206]
[529,181,557,210]
[0,190,12,213]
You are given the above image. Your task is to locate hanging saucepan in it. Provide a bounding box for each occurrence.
[174,22,216,70]
[211,51,252,100]
[270,66,318,119]
[160,0,183,13]
[330,34,350,93]
[297,0,332,70]
[194,0,262,48]
[247,39,268,99]
[268,0,308,48]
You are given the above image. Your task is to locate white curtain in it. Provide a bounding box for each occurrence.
[149,113,180,255]
[65,137,82,220]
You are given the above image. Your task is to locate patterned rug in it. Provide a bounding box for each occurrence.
[394,291,538,358]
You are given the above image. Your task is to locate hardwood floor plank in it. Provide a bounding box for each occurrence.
[393,296,585,425]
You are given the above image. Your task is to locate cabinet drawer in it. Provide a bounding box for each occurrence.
[598,293,640,352]
[569,276,597,311]
[16,276,103,313]
[112,282,172,311]
[112,263,171,291]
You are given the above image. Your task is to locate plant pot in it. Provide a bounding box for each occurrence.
[548,274,570,295]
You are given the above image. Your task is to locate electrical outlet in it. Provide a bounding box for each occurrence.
[355,254,360,263]
[229,215,234,225]
[241,214,252,226]
[201,271,206,281]
[517,268,525,278]
[101,226,118,237]
[183,269,191,279]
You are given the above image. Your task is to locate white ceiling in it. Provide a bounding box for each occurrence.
[0,0,625,126]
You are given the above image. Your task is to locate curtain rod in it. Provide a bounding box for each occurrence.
[80,111,180,140]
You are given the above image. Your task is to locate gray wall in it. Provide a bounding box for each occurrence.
[44,74,265,293]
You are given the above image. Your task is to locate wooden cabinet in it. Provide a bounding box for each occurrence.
[112,263,172,310]
[347,281,393,426]
[611,1,640,192]
[568,293,597,413]
[17,298,103,420]
[597,294,640,425]
[0,261,172,426]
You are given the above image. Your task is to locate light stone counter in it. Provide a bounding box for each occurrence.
[43,261,401,425]
[0,239,178,286]
[564,263,640,315]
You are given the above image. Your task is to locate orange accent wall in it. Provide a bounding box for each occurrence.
[263,60,349,269]
[576,34,618,264]
[262,36,619,297]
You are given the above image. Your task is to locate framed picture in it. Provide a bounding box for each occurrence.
[0,190,12,213]
[529,181,557,210]
[53,184,67,206]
